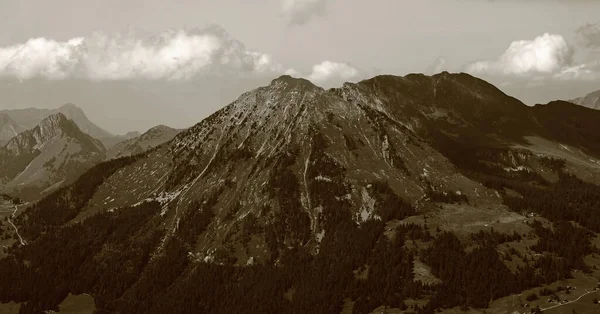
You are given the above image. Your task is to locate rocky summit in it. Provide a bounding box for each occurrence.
[0,113,105,199]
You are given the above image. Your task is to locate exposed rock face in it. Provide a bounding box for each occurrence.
[74,72,600,264]
[0,113,105,199]
[0,103,113,140]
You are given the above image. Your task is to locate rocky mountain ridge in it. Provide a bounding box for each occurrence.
[0,103,113,141]
[0,113,105,199]
[65,72,600,263]
[4,72,600,313]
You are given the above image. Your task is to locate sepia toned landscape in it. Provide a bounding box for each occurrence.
[2,1,600,313]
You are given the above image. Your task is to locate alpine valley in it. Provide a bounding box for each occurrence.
[2,72,600,314]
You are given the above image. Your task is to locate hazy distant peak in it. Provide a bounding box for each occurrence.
[570,89,600,110]
[124,131,142,138]
[4,111,103,158]
[56,104,113,138]
[0,113,14,123]
[58,103,86,117]
[0,113,25,143]
[59,103,79,109]
[0,104,113,139]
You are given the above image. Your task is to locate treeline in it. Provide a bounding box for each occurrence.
[424,137,599,309]
[14,154,143,240]
[502,172,600,232]
[470,228,522,247]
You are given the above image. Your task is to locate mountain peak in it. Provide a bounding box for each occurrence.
[38,112,69,129]
[56,104,113,138]
[29,113,90,147]
[105,124,180,160]
[570,89,600,110]
[269,75,322,91]
[60,103,79,110]
[0,112,105,199]
[0,104,113,140]
[147,125,173,132]
[142,125,177,139]
[3,111,104,159]
[124,131,142,138]
[58,103,86,118]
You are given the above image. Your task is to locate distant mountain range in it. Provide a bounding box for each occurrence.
[570,88,600,110]
[0,114,26,147]
[105,125,181,160]
[0,113,105,199]
[99,131,142,150]
[0,104,180,200]
[0,103,113,143]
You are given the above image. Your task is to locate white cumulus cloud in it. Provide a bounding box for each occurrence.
[553,61,600,81]
[282,0,329,26]
[306,61,359,83]
[466,33,574,76]
[0,26,283,80]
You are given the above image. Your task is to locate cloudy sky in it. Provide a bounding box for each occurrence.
[1,0,599,133]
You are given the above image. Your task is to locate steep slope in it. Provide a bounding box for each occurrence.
[570,88,600,110]
[99,131,142,150]
[0,103,113,139]
[0,113,105,200]
[0,113,26,144]
[82,75,505,238]
[104,125,181,160]
[5,73,600,314]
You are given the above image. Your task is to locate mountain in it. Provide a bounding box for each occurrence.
[0,113,105,200]
[570,88,600,110]
[104,125,181,160]
[0,113,27,145]
[0,76,272,135]
[0,103,113,139]
[4,73,600,313]
[98,131,142,150]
